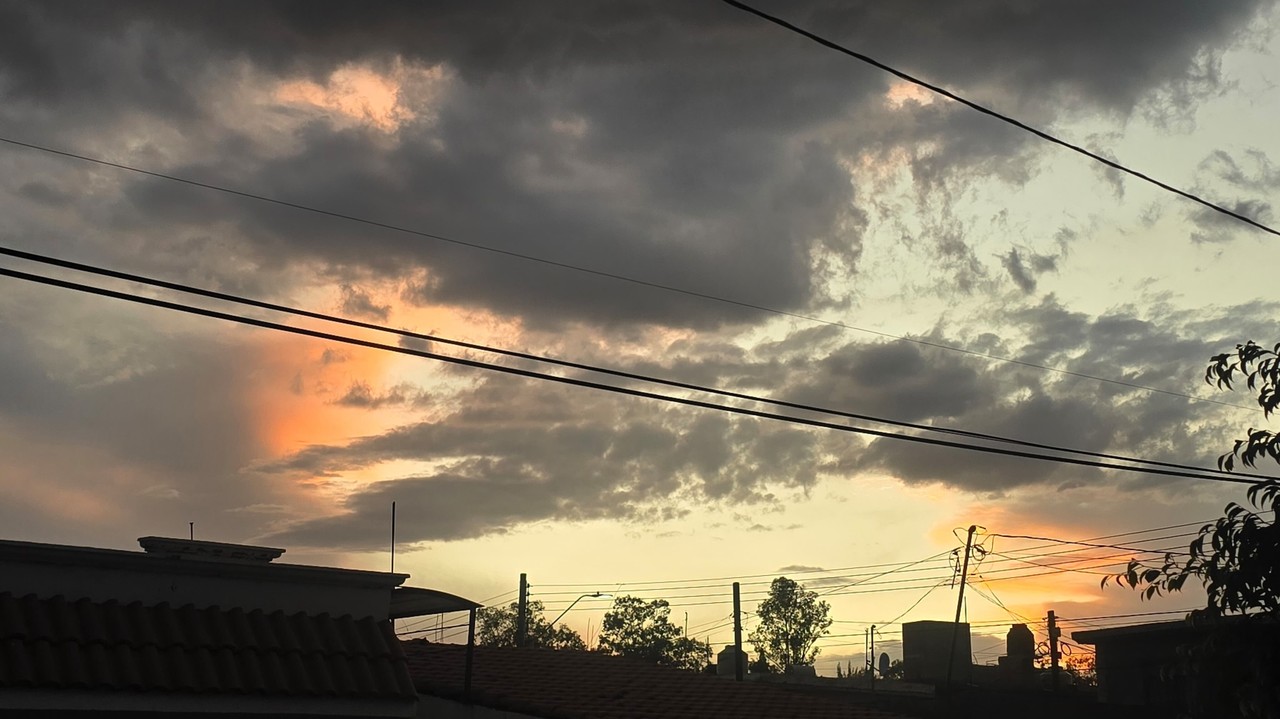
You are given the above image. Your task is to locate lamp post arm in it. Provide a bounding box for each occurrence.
[550,596,586,628]
[549,592,610,628]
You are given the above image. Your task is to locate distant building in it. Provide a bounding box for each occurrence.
[1071,620,1195,706]
[902,620,970,685]
[0,536,477,717]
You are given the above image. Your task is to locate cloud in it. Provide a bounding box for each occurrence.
[2,1,1269,330]
[1001,248,1059,294]
[254,293,1279,550]
[338,284,390,321]
[0,0,1275,558]
[332,381,430,410]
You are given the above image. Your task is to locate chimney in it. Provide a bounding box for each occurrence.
[138,536,285,563]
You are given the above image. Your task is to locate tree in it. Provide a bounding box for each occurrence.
[476,599,586,650]
[1104,341,1280,718]
[748,577,832,672]
[1105,341,1280,616]
[597,596,710,671]
[1063,654,1096,689]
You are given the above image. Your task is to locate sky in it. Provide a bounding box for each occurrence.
[1,0,1279,673]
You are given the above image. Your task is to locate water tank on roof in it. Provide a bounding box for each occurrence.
[716,645,748,677]
[1006,623,1035,669]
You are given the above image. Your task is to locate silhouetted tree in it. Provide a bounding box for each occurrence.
[748,650,772,674]
[597,596,710,671]
[748,577,832,671]
[1105,341,1280,718]
[476,599,586,650]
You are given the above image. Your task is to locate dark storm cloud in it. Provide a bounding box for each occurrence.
[847,298,1280,492]
[263,373,826,548]
[259,294,1277,549]
[1,0,1275,552]
[2,0,1271,329]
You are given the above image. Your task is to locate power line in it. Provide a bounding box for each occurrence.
[537,542,1192,607]
[539,556,954,594]
[540,520,1217,599]
[7,245,1266,483]
[1058,610,1196,622]
[984,536,1196,566]
[983,548,1182,577]
[540,568,965,608]
[991,532,1206,554]
[988,520,1214,556]
[720,0,1280,240]
[0,265,1265,487]
[0,135,1255,413]
[395,620,471,638]
[820,550,954,596]
[878,581,949,626]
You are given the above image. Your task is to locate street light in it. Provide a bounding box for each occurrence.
[549,591,613,627]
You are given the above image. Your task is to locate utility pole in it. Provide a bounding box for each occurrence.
[1047,610,1061,691]
[946,524,977,689]
[516,573,529,648]
[733,582,744,681]
[869,625,876,692]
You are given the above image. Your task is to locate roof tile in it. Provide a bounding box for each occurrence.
[0,592,415,701]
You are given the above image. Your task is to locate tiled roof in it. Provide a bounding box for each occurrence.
[0,591,416,700]
[403,641,907,719]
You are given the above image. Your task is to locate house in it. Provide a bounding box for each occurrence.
[1070,620,1196,707]
[1071,616,1280,710]
[402,641,909,719]
[0,535,478,717]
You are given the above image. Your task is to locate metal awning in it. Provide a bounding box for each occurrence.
[389,586,482,619]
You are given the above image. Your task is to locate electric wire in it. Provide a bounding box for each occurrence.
[990,532,1211,554]
[0,265,1261,486]
[396,620,471,638]
[719,0,1280,240]
[820,550,954,596]
[4,244,1265,482]
[0,135,1257,413]
[537,559,955,596]
[878,580,949,626]
[1059,610,1196,622]
[541,520,1216,599]
[985,532,1199,563]
[539,556,955,589]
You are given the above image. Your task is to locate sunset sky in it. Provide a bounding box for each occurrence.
[2,0,1279,673]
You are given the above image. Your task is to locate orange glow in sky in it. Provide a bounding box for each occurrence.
[276,64,416,132]
[251,335,396,456]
